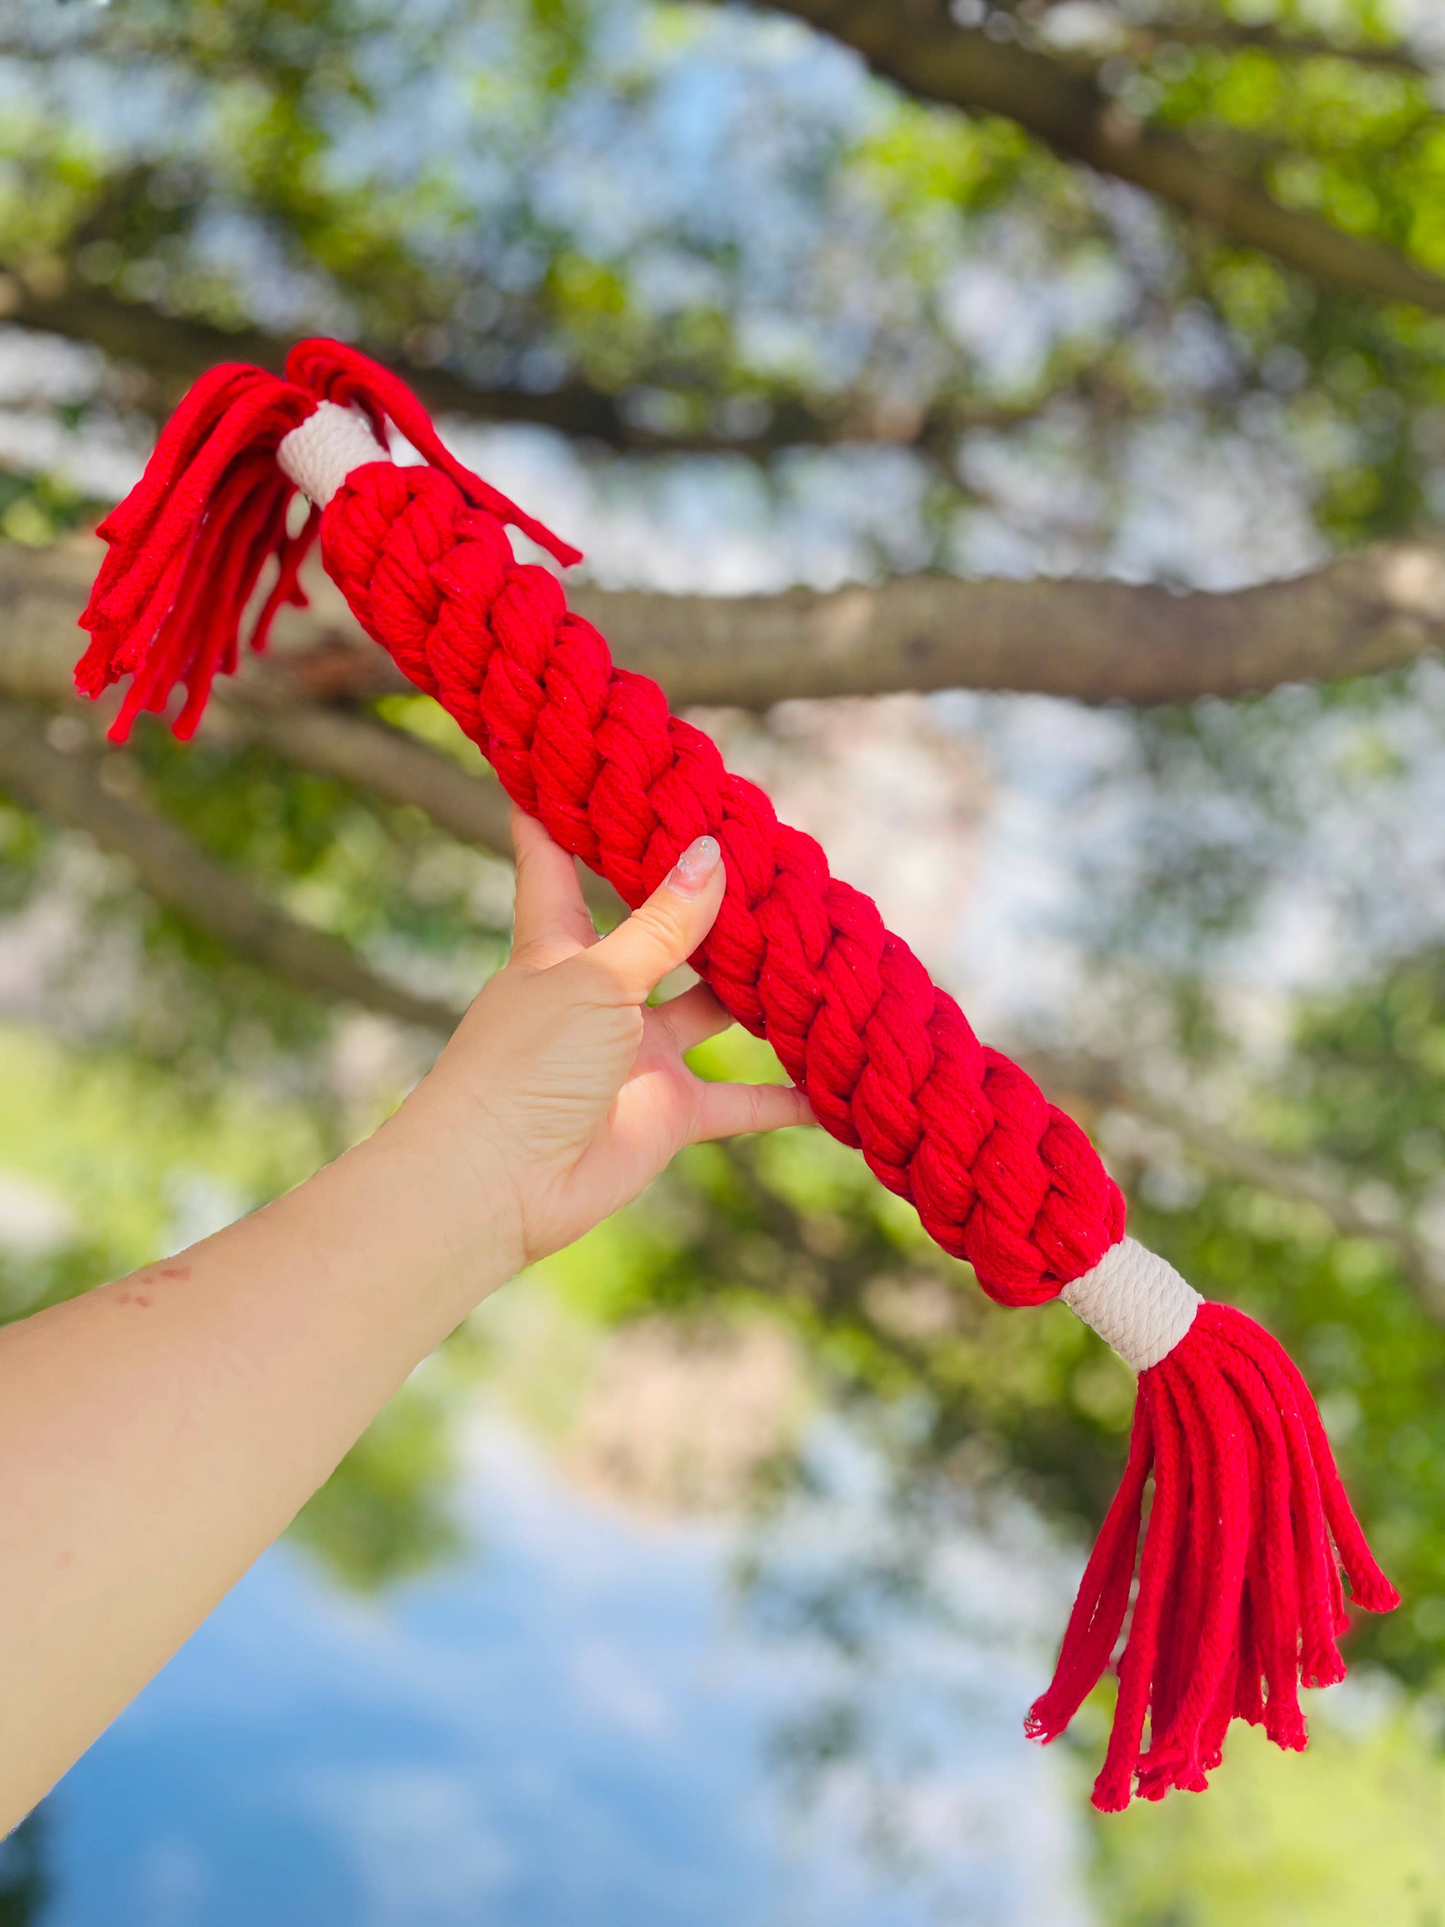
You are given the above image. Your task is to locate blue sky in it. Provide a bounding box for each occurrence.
[36,1416,1091,1927]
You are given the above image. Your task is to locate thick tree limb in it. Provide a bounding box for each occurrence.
[8,531,1445,716]
[759,1,1445,316]
[568,547,1445,706]
[0,702,460,1033]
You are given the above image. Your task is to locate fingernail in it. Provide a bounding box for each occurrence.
[665,835,721,898]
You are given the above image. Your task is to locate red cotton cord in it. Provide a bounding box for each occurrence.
[74,340,1399,1809]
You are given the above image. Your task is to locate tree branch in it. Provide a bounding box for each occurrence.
[0,534,618,900]
[568,546,1445,706]
[215,680,622,915]
[5,281,1002,457]
[2,285,669,449]
[1121,23,1428,76]
[0,701,461,1033]
[9,531,1445,717]
[758,1,1445,315]
[1032,1049,1445,1322]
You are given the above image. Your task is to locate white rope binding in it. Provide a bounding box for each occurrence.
[1060,1237,1200,1373]
[277,402,392,507]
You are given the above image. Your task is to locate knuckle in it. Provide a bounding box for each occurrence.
[628,904,686,966]
[639,894,689,941]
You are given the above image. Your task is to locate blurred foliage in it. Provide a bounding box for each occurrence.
[9,0,1445,1913]
[0,1810,46,1927]
[0,469,94,544]
[3,718,513,1093]
[5,0,1445,543]
[286,1358,472,1588]
[125,724,513,975]
[1091,1707,1445,1926]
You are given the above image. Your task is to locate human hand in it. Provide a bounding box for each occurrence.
[395,808,814,1274]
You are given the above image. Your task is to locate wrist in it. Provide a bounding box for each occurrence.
[266,1120,523,1374]
[355,1099,529,1314]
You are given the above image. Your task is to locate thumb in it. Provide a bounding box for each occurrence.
[583,836,725,1003]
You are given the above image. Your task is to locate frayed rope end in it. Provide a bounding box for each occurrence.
[74,367,319,743]
[1025,1296,1397,1811]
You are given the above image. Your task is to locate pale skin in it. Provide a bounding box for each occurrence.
[0,811,812,1832]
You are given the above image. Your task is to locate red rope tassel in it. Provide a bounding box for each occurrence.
[77,366,319,741]
[1026,1304,1397,1809]
[73,340,1398,1807]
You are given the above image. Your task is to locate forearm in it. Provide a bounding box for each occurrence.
[0,1112,515,1829]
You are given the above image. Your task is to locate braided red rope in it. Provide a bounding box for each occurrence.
[76,340,1398,1808]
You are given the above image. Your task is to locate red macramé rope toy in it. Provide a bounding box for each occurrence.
[75,340,1399,1810]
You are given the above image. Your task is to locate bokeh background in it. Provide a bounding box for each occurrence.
[6,0,1445,1920]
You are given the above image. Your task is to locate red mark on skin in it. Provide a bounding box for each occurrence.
[112,1262,187,1304]
[55,1550,73,1570]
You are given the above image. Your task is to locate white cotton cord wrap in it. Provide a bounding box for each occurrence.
[1060,1237,1201,1373]
[277,401,392,507]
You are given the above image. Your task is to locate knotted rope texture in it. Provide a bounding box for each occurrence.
[76,339,1399,1810]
